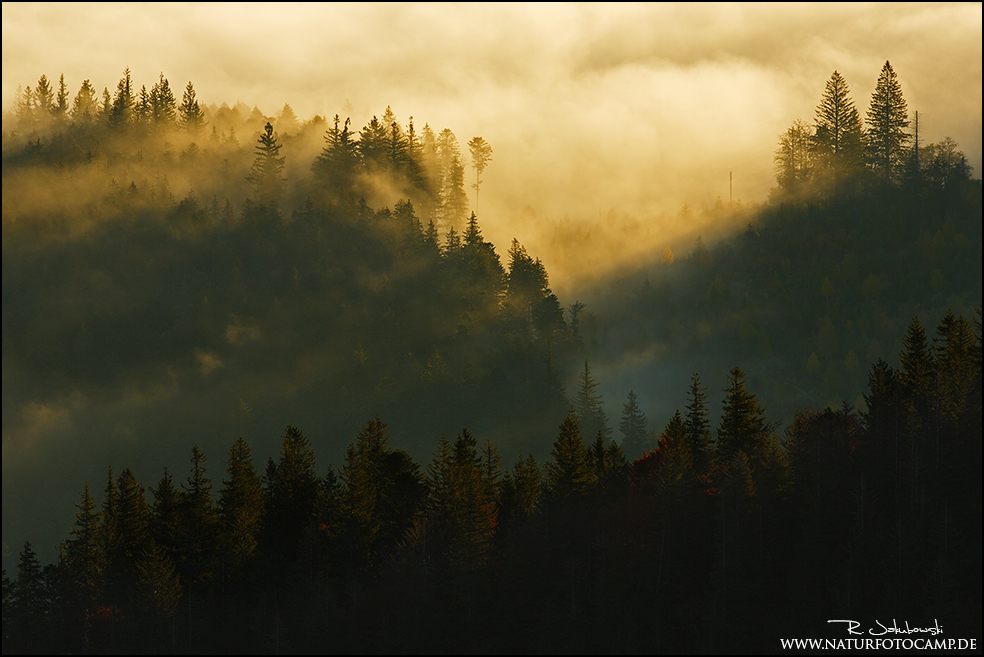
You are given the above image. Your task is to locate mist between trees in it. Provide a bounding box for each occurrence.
[2,63,982,653]
[4,306,981,653]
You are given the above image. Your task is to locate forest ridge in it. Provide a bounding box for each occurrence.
[2,61,982,653]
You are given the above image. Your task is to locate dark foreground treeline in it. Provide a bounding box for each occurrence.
[3,309,980,654]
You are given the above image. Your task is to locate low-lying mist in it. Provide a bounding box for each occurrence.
[2,2,981,570]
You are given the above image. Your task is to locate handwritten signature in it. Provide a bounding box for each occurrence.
[828,619,943,636]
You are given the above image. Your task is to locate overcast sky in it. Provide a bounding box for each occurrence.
[3,2,981,229]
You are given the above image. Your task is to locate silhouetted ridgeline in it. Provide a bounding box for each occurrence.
[3,308,981,652]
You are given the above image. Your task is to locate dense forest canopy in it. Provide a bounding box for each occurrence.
[2,57,982,653]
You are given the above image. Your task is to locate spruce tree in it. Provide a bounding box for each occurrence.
[575,359,611,440]
[109,67,135,129]
[545,409,594,500]
[179,81,205,132]
[716,367,769,464]
[34,74,54,125]
[10,542,47,651]
[866,60,910,182]
[60,483,103,606]
[105,469,150,603]
[135,540,180,634]
[443,154,470,227]
[71,80,98,125]
[150,73,177,128]
[218,437,265,566]
[264,426,319,562]
[358,115,389,171]
[16,85,36,133]
[774,119,813,192]
[618,390,650,459]
[899,316,933,416]
[514,454,543,518]
[53,73,69,123]
[387,119,409,175]
[247,121,287,206]
[432,429,497,569]
[314,114,358,201]
[150,469,181,562]
[276,103,299,134]
[467,136,493,213]
[342,416,426,568]
[178,446,217,586]
[405,117,429,193]
[505,239,549,325]
[684,373,712,472]
[813,70,864,191]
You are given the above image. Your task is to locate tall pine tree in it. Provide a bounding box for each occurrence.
[866,61,910,182]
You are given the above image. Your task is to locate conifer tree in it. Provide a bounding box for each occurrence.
[505,239,549,325]
[178,446,217,586]
[387,119,409,175]
[500,454,543,527]
[342,416,427,568]
[104,469,150,603]
[109,67,135,129]
[435,128,468,227]
[10,542,47,651]
[71,79,98,125]
[179,81,205,132]
[405,117,429,193]
[34,74,54,126]
[932,311,975,428]
[314,114,359,201]
[813,70,864,191]
[514,454,543,517]
[150,469,181,562]
[468,136,493,213]
[866,61,910,182]
[424,218,441,255]
[774,119,813,192]
[427,429,497,569]
[618,390,649,458]
[100,87,112,124]
[899,316,933,418]
[53,73,69,124]
[247,121,287,206]
[136,85,151,125]
[443,154,469,228]
[264,426,319,562]
[590,432,627,492]
[276,103,299,134]
[60,483,103,606]
[136,540,181,641]
[545,409,594,500]
[16,85,36,133]
[481,440,502,502]
[716,367,769,465]
[358,115,389,171]
[150,73,176,128]
[463,211,483,248]
[575,359,611,440]
[684,373,712,472]
[421,122,440,194]
[218,437,265,566]
[443,225,462,257]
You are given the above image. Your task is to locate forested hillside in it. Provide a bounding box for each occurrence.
[583,63,982,447]
[2,70,578,567]
[2,63,982,653]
